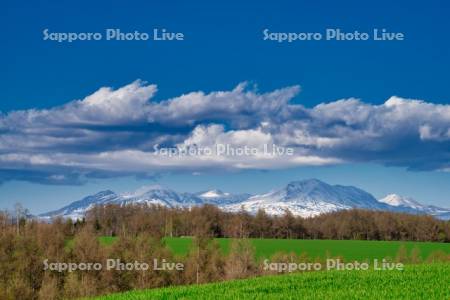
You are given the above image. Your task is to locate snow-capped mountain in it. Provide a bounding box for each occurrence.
[379,194,424,209]
[39,185,203,220]
[199,189,230,198]
[120,185,203,207]
[196,189,251,205]
[223,179,390,217]
[40,190,120,220]
[39,179,450,220]
[39,185,249,220]
[379,194,450,219]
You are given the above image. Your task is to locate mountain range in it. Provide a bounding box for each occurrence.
[39,179,450,220]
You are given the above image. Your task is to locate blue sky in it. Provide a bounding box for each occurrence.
[1,0,450,213]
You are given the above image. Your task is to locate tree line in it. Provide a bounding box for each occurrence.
[85,204,450,242]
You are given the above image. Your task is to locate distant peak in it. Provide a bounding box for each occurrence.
[95,190,115,195]
[200,189,230,198]
[379,194,423,208]
[288,178,326,185]
[379,194,403,205]
[122,184,166,198]
[286,179,328,190]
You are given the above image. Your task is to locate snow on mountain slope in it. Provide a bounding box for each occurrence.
[39,179,450,220]
[39,186,203,220]
[120,185,202,207]
[39,190,120,220]
[199,189,230,198]
[222,179,386,217]
[378,194,450,219]
[379,194,424,209]
[197,189,251,205]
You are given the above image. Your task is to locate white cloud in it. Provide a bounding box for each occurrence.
[1,80,450,184]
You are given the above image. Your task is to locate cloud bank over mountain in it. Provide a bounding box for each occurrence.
[1,80,450,184]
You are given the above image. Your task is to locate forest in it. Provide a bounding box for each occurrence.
[84,204,450,241]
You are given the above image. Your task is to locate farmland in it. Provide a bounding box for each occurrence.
[3,207,450,299]
[98,236,450,261]
[54,207,450,300]
[90,263,450,300]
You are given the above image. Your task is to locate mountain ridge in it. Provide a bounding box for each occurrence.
[39,179,450,220]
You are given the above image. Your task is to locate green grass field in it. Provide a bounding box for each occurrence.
[90,263,450,299]
[98,236,450,261]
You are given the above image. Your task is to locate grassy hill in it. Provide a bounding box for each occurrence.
[89,263,450,299]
